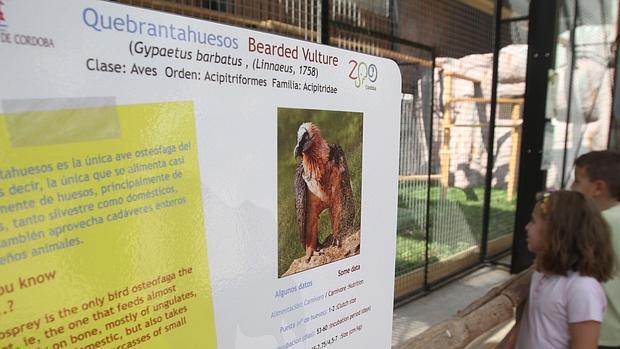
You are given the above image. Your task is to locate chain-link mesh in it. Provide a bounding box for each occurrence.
[116,0,323,42]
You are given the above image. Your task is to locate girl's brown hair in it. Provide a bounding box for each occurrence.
[535,190,617,282]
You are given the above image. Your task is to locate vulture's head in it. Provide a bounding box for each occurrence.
[294,122,320,158]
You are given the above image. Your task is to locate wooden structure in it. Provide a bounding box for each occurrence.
[397,267,532,349]
[439,72,523,201]
[398,71,523,201]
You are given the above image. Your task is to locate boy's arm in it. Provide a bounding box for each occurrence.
[568,321,601,349]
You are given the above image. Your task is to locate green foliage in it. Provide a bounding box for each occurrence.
[277,108,363,277]
[395,185,516,276]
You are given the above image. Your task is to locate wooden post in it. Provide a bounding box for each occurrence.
[440,75,453,196]
[507,103,522,202]
[398,268,532,349]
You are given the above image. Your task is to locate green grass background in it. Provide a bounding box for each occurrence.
[277,108,363,277]
[395,185,516,276]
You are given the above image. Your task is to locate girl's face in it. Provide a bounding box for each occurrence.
[526,205,546,253]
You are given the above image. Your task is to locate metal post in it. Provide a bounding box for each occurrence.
[560,0,579,188]
[507,103,522,202]
[389,0,397,51]
[511,0,558,273]
[424,52,437,292]
[321,0,329,45]
[439,74,452,196]
[480,0,503,262]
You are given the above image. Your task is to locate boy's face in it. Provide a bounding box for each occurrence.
[571,166,598,198]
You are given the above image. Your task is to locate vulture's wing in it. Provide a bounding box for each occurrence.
[329,144,356,232]
[294,161,307,247]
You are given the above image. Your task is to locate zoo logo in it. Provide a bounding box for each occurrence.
[348,59,378,88]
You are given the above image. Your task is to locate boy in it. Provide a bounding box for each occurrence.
[572,150,620,349]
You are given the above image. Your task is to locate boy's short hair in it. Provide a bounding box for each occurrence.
[574,150,620,200]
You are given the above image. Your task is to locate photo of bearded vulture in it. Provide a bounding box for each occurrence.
[294,122,356,262]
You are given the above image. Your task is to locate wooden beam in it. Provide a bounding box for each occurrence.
[259,19,318,40]
[440,75,453,191]
[444,72,481,84]
[399,174,442,181]
[507,103,522,202]
[398,264,531,349]
[457,0,513,18]
[118,0,262,28]
[449,121,522,128]
[448,97,524,105]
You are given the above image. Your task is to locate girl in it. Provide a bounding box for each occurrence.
[504,190,617,349]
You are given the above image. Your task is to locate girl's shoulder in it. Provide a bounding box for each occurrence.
[564,272,607,323]
[534,271,603,294]
[565,271,605,296]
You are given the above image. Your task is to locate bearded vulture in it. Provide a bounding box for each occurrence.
[294,122,356,262]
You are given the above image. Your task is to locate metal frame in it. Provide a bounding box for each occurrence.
[511,0,558,273]
[423,50,437,292]
[321,0,329,44]
[560,0,579,188]
[480,0,504,263]
[395,0,521,303]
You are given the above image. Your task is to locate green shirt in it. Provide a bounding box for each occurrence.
[601,203,620,346]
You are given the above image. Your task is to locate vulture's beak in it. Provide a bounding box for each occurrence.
[294,128,310,158]
[294,143,301,158]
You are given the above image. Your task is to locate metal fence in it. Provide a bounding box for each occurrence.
[114,0,525,303]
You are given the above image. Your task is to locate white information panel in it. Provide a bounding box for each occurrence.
[0,1,401,348]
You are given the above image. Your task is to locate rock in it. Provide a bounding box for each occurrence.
[498,45,528,84]
[282,228,361,277]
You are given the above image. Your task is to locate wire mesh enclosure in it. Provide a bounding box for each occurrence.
[542,0,618,189]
